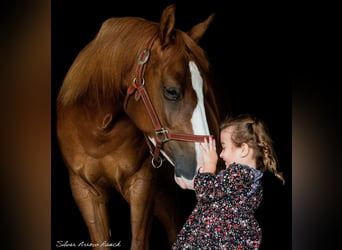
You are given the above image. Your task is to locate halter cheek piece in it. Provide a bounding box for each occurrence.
[124,33,211,168]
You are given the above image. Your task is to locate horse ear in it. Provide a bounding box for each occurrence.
[188,13,215,43]
[159,5,176,47]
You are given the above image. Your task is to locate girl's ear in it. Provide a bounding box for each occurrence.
[240,143,249,158]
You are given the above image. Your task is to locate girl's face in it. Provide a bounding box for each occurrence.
[219,127,241,167]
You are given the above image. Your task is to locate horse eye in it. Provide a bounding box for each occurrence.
[163,86,181,101]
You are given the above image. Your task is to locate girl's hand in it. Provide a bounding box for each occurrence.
[199,137,218,174]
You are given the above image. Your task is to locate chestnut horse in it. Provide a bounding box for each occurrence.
[56,5,219,249]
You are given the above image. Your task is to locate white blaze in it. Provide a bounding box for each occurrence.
[174,61,210,190]
[189,61,210,137]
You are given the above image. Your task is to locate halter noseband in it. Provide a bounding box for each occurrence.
[124,33,211,168]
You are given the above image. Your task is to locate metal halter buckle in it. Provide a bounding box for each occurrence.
[137,49,150,65]
[155,128,169,143]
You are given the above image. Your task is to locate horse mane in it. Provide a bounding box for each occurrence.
[57,17,158,108]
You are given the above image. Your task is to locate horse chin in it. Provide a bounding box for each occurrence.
[174,176,195,190]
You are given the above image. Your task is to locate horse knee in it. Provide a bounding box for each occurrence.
[69,175,109,223]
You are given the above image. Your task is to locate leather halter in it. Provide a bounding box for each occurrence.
[124,33,211,168]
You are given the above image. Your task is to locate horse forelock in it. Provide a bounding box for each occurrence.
[57,17,159,108]
[162,31,210,69]
[155,30,211,97]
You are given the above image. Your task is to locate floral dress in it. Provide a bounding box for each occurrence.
[172,163,263,250]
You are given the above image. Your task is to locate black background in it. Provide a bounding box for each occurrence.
[50,0,325,249]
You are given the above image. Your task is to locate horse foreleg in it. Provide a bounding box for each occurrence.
[69,173,111,249]
[126,161,155,250]
[152,167,182,246]
[153,188,182,246]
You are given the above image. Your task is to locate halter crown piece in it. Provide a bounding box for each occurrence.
[124,33,211,168]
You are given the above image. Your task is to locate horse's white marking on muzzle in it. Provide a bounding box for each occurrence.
[174,176,194,190]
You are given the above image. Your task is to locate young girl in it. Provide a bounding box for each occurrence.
[172,114,285,249]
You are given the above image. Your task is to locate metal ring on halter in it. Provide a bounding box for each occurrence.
[151,155,163,168]
[132,77,145,86]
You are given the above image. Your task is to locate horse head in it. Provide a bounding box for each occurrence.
[123,6,220,190]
